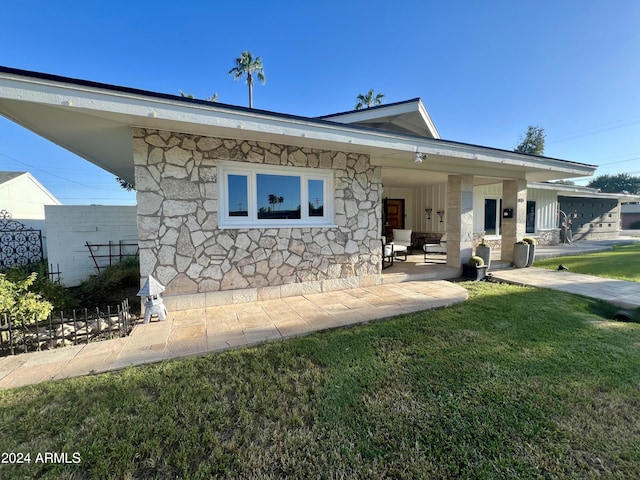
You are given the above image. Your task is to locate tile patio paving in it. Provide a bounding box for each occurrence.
[0,280,468,389]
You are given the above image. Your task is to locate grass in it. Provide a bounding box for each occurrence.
[534,243,640,282]
[1,282,640,479]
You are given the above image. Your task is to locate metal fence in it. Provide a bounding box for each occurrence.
[0,300,134,356]
[0,210,43,268]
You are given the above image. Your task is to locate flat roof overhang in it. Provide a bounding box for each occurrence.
[530,182,640,203]
[0,66,597,186]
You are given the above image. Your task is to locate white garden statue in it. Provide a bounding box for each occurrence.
[137,275,168,324]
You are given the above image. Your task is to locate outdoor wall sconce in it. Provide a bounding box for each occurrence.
[437,210,445,222]
[503,208,514,218]
[425,208,432,220]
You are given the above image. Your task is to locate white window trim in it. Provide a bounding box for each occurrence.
[218,161,335,228]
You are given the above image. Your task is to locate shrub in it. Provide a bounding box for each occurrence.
[467,255,485,267]
[2,262,76,311]
[0,273,53,325]
[72,257,140,312]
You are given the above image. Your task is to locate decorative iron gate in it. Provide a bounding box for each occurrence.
[0,210,43,268]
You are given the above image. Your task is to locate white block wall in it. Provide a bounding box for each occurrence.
[45,205,138,286]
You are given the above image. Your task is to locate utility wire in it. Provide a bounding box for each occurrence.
[0,151,124,192]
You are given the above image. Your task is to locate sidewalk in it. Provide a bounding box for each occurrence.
[0,280,468,390]
[491,268,640,310]
[491,237,640,310]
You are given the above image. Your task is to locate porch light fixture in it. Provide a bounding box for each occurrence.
[437,210,445,223]
[414,152,428,164]
[425,208,432,220]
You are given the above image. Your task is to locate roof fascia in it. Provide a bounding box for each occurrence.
[22,172,62,204]
[317,98,422,119]
[529,182,638,201]
[416,100,440,139]
[0,67,596,178]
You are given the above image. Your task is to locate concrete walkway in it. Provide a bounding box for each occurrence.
[491,268,640,310]
[491,237,640,310]
[0,280,468,390]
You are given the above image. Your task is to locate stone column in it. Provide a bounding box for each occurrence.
[446,175,474,268]
[501,178,528,263]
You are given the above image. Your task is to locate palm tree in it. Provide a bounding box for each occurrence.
[229,51,266,108]
[268,193,277,212]
[355,88,385,110]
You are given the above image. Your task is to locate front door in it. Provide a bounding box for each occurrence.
[384,198,405,239]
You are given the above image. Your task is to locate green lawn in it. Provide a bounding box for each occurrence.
[534,243,640,282]
[1,282,639,479]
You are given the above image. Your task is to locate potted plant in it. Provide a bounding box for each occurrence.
[513,240,530,268]
[522,237,537,267]
[476,238,491,270]
[462,255,487,280]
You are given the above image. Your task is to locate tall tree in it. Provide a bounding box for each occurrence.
[514,125,546,155]
[587,173,640,194]
[268,193,277,212]
[228,51,266,108]
[355,89,385,110]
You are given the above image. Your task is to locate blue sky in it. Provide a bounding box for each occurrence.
[1,0,639,205]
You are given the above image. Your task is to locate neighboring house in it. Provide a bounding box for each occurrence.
[0,66,599,311]
[0,171,61,230]
[621,203,640,229]
[0,171,61,264]
[470,182,633,245]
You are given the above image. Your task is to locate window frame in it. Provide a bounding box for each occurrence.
[483,197,503,236]
[218,161,335,228]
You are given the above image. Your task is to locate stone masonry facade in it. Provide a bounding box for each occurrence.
[133,129,382,310]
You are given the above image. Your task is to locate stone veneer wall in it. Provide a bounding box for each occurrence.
[133,129,382,310]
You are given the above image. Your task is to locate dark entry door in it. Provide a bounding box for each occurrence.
[384,199,405,239]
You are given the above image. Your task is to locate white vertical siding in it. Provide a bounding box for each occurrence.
[528,188,558,230]
[473,183,502,233]
[412,184,447,232]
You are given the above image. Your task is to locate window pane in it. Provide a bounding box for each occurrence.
[484,199,497,235]
[308,179,324,217]
[228,174,248,217]
[257,174,301,219]
[526,200,536,234]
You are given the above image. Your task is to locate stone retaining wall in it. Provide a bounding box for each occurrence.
[133,129,382,309]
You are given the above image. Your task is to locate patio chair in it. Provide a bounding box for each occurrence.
[423,232,447,261]
[382,236,408,266]
[392,229,412,254]
[381,238,394,269]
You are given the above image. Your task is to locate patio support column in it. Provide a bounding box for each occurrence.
[500,178,528,263]
[446,175,474,269]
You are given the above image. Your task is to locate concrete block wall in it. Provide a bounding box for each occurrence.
[45,205,138,286]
